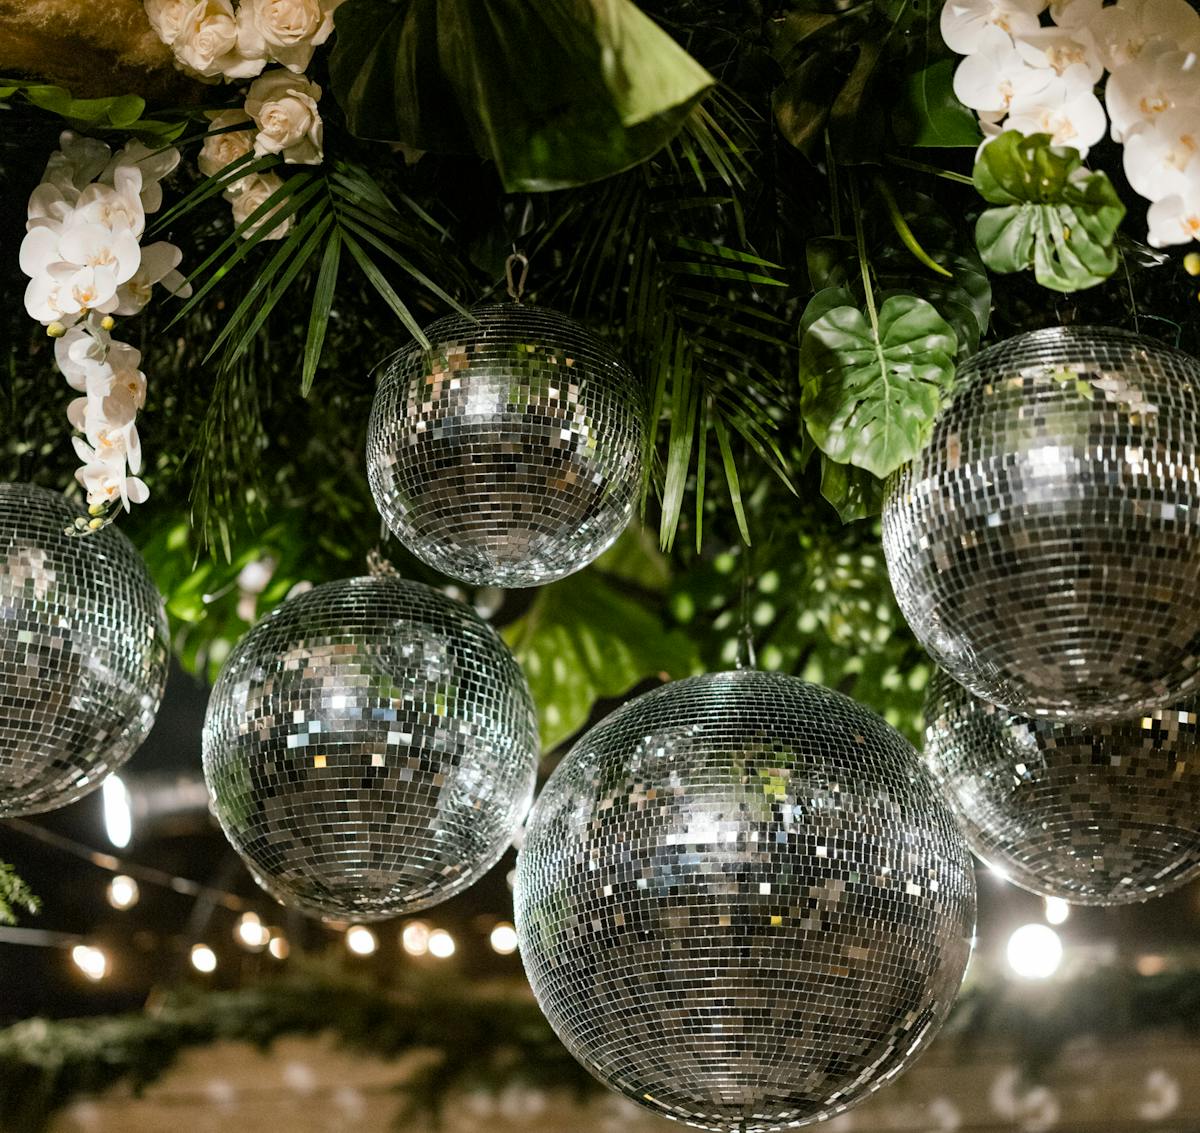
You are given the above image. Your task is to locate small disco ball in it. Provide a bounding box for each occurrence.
[366,304,644,587]
[515,671,976,1132]
[883,326,1200,722]
[924,668,1200,905]
[0,482,168,816]
[203,574,539,921]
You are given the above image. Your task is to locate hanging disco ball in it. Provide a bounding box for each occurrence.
[203,575,539,921]
[0,482,168,817]
[515,671,976,1133]
[924,667,1200,905]
[366,304,644,587]
[882,325,1200,722]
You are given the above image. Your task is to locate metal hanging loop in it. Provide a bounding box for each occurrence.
[505,252,530,303]
[366,547,398,577]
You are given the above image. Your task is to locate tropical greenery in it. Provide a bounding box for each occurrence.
[1,0,1197,779]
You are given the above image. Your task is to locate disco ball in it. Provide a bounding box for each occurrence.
[515,671,976,1132]
[203,575,539,921]
[924,667,1200,905]
[883,326,1200,722]
[0,482,168,816]
[366,304,644,587]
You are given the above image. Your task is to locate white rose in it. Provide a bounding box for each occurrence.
[226,172,293,240]
[199,109,257,178]
[245,70,323,164]
[173,0,266,81]
[143,0,196,45]
[241,0,344,72]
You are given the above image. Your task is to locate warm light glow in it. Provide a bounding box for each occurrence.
[106,875,139,911]
[1007,923,1062,979]
[71,944,109,981]
[235,912,270,951]
[190,943,218,974]
[1137,954,1167,977]
[401,920,431,956]
[428,929,456,959]
[489,922,518,955]
[102,774,132,849]
[268,932,289,961]
[986,860,1010,882]
[506,869,517,892]
[1044,896,1070,926]
[346,925,378,956]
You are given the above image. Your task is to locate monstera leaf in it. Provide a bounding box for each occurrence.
[329,0,714,192]
[974,131,1126,292]
[502,534,700,750]
[800,294,958,479]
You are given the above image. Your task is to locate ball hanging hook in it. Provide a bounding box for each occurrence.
[505,251,530,304]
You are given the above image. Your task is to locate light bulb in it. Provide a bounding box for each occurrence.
[235,912,269,951]
[1007,923,1062,980]
[1044,896,1070,926]
[102,774,132,849]
[428,929,455,959]
[401,920,431,956]
[190,943,218,974]
[268,933,289,961]
[106,875,139,910]
[71,944,109,981]
[489,922,518,955]
[346,925,378,956]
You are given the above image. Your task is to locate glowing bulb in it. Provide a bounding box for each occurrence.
[1044,896,1070,926]
[102,773,132,849]
[346,925,378,956]
[1007,923,1062,979]
[506,869,517,892]
[190,943,218,974]
[268,933,289,961]
[235,912,270,951]
[401,920,431,956]
[428,929,455,959]
[106,875,139,910]
[71,944,109,981]
[489,922,518,955]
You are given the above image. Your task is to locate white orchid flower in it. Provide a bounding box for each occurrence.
[941,0,1048,55]
[115,241,192,315]
[1147,163,1200,245]
[1107,46,1200,142]
[1006,67,1109,156]
[1014,26,1104,83]
[953,27,1056,115]
[103,141,181,215]
[1122,110,1200,202]
[46,221,143,314]
[40,132,112,203]
[75,169,148,238]
[73,447,150,510]
[1093,0,1200,70]
[1048,0,1102,29]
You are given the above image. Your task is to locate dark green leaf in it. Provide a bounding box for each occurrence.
[819,456,885,522]
[303,231,343,396]
[800,294,957,477]
[894,58,981,147]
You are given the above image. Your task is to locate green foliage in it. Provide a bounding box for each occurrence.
[328,0,714,191]
[974,131,1127,293]
[894,59,982,148]
[0,862,38,927]
[0,80,188,139]
[503,530,701,749]
[799,294,958,479]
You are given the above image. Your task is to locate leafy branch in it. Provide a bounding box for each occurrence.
[0,861,38,926]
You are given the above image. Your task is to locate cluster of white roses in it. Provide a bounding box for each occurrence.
[145,0,338,241]
[18,133,191,518]
[144,0,340,82]
[943,0,1200,247]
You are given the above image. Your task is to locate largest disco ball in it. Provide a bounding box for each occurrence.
[883,326,1200,722]
[515,671,976,1133]
[203,575,539,921]
[366,304,644,587]
[0,482,168,816]
[924,668,1200,905]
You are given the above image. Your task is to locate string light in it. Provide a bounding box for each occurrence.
[235,912,270,951]
[428,929,455,959]
[1044,896,1070,926]
[71,944,109,981]
[106,875,139,910]
[346,925,378,956]
[102,774,132,849]
[1007,924,1063,980]
[190,943,218,974]
[489,922,518,955]
[401,921,431,956]
[268,932,289,961]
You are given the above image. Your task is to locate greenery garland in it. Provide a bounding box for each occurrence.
[4,965,1200,1131]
